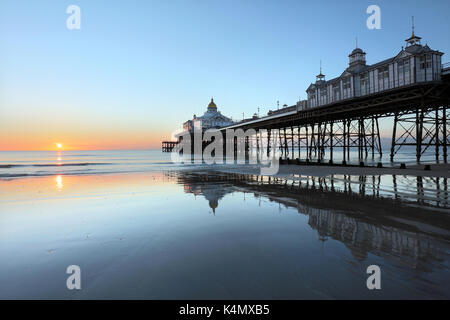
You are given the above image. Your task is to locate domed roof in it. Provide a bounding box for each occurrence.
[209,200,218,214]
[350,48,364,56]
[208,98,217,110]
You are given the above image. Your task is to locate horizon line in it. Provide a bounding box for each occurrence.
[0,148,162,152]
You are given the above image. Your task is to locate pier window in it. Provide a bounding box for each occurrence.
[309,92,316,108]
[378,67,388,80]
[378,66,389,90]
[320,87,327,105]
[420,56,425,69]
[398,59,410,85]
[417,55,433,82]
[420,55,432,70]
[398,59,409,73]
[332,83,340,101]
[342,78,351,99]
[360,73,369,95]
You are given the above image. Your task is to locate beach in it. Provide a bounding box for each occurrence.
[0,150,449,299]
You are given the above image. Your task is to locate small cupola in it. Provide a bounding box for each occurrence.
[405,16,422,47]
[349,39,366,67]
[316,61,326,83]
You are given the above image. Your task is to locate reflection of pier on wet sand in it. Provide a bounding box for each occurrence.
[174,170,449,209]
[170,171,450,279]
[213,162,450,207]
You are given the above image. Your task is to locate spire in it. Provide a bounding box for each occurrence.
[405,16,421,46]
[316,60,325,82]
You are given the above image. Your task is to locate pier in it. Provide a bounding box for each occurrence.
[166,32,450,164]
[219,76,450,164]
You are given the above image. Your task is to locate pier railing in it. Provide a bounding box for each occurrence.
[162,141,178,152]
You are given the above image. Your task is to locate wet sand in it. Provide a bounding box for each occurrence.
[0,170,449,299]
[216,163,450,178]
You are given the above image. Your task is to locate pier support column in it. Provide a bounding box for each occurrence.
[317,123,321,161]
[321,122,326,160]
[358,118,362,160]
[245,136,249,159]
[330,121,334,163]
[376,117,382,158]
[416,104,424,163]
[371,117,375,159]
[436,106,440,162]
[278,129,283,156]
[306,126,309,160]
[283,127,288,158]
[256,129,260,154]
[390,112,398,162]
[347,120,350,161]
[363,119,368,159]
[291,126,294,157]
[343,120,346,162]
[444,104,448,163]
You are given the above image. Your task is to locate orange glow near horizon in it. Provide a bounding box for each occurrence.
[0,131,169,151]
[0,111,175,151]
[0,113,392,151]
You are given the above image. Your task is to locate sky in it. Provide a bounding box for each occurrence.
[1,0,449,150]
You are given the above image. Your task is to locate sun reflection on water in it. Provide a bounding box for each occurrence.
[56,175,63,189]
[56,151,62,164]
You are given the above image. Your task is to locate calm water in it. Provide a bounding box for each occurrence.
[0,147,444,178]
[0,150,449,299]
[0,150,178,178]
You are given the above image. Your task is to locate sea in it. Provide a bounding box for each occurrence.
[0,146,445,178]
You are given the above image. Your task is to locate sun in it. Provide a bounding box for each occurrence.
[56,143,62,149]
